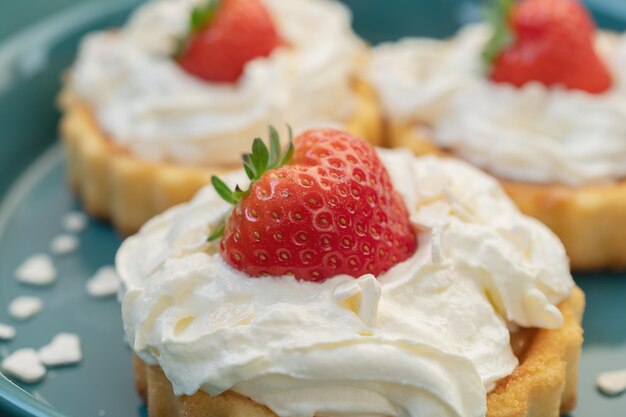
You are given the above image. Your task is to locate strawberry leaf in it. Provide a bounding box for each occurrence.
[243,157,256,180]
[207,222,225,241]
[212,125,294,208]
[280,135,294,167]
[251,138,270,176]
[211,176,239,205]
[173,0,221,58]
[191,0,221,33]
[233,185,248,201]
[482,0,515,74]
[268,126,281,168]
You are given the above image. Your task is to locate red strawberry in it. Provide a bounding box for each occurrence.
[484,0,612,93]
[210,127,417,282]
[177,0,282,83]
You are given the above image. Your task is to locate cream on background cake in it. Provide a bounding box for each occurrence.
[117,128,583,417]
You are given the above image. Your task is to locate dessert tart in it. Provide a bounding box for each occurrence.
[368,0,626,270]
[60,0,382,235]
[117,128,584,417]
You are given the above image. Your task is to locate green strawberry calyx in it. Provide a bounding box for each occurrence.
[174,0,221,58]
[482,0,515,74]
[190,0,221,33]
[208,125,294,241]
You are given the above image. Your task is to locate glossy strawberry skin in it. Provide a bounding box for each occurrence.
[491,0,612,94]
[178,0,281,83]
[220,129,417,282]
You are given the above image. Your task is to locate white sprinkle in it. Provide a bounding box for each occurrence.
[98,410,106,417]
[86,266,120,298]
[597,369,626,396]
[15,254,57,286]
[38,333,82,367]
[50,234,79,255]
[8,296,43,320]
[62,211,88,233]
[1,349,46,383]
[0,324,16,341]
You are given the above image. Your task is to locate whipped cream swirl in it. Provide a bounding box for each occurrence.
[70,0,362,166]
[369,24,626,186]
[117,149,573,417]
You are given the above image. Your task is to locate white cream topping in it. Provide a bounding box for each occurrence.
[117,149,573,417]
[369,24,626,186]
[70,0,362,166]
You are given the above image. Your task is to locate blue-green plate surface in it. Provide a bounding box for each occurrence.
[0,1,625,416]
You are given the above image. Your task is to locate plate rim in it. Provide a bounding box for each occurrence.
[0,376,66,417]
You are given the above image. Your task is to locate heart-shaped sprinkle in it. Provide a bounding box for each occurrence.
[62,211,88,233]
[0,323,16,341]
[15,254,57,286]
[50,234,79,256]
[38,333,82,367]
[86,266,120,298]
[1,349,46,383]
[8,296,43,320]
[597,369,626,396]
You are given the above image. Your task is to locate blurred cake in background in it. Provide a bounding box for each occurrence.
[369,0,626,270]
[59,0,381,234]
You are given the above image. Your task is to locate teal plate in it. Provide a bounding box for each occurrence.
[0,1,625,416]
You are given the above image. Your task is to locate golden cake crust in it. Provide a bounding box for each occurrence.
[132,286,584,417]
[58,79,382,235]
[389,122,626,270]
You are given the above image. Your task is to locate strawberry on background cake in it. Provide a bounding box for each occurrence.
[117,127,584,417]
[369,0,626,270]
[59,0,382,235]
